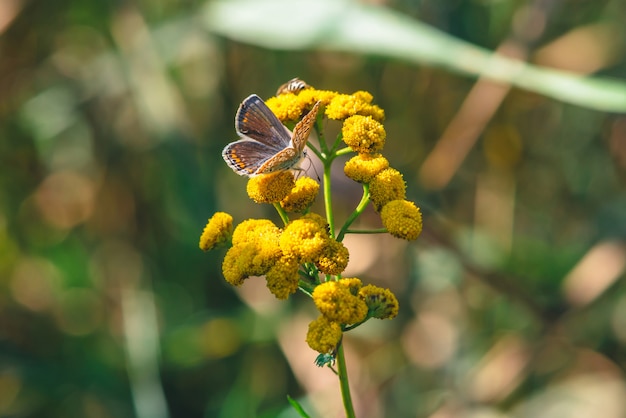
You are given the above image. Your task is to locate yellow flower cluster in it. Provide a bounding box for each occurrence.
[222,219,282,287]
[279,213,348,271]
[306,278,400,353]
[318,91,422,242]
[201,212,350,300]
[266,88,384,123]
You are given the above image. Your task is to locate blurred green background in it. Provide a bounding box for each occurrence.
[2,0,626,417]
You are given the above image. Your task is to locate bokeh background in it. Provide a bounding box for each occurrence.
[2,0,626,417]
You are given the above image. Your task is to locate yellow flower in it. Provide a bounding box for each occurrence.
[315,239,349,275]
[247,171,295,204]
[369,168,406,211]
[339,277,363,295]
[265,254,300,300]
[265,94,307,122]
[199,212,233,251]
[280,176,320,213]
[222,220,283,286]
[359,285,399,319]
[312,281,368,324]
[325,91,385,121]
[266,89,337,123]
[380,200,422,241]
[221,244,256,286]
[306,316,343,354]
[231,219,280,247]
[279,214,329,262]
[344,153,389,184]
[301,212,329,231]
[341,115,386,154]
[298,89,338,109]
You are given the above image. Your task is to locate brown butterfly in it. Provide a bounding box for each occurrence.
[222,94,321,177]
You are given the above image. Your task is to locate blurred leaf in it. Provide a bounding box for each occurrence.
[287,395,311,418]
[204,0,626,112]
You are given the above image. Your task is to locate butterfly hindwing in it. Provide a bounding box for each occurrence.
[222,139,277,176]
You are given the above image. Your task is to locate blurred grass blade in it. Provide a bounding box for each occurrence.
[287,395,311,418]
[204,0,626,113]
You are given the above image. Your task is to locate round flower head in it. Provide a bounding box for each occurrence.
[199,212,233,251]
[232,219,280,247]
[380,200,422,241]
[221,244,263,286]
[325,91,385,121]
[312,281,368,325]
[231,219,282,264]
[300,212,329,231]
[306,316,343,354]
[280,176,320,213]
[280,214,329,262]
[266,89,336,123]
[247,171,295,204]
[359,285,399,319]
[344,153,389,184]
[265,254,300,300]
[298,89,338,109]
[369,168,406,211]
[315,238,350,275]
[339,277,363,295]
[222,220,282,286]
[341,115,386,154]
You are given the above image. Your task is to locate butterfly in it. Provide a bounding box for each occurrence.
[276,77,310,95]
[222,94,321,177]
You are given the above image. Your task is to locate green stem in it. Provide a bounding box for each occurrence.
[273,203,290,226]
[323,160,335,236]
[315,117,329,155]
[335,146,353,156]
[336,342,356,418]
[336,184,370,242]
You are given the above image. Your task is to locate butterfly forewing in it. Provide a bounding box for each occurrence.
[235,94,291,151]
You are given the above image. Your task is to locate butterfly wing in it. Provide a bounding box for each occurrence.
[222,139,279,176]
[235,94,291,151]
[225,96,321,176]
[291,101,321,153]
[255,148,300,174]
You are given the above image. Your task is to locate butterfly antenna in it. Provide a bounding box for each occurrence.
[303,150,321,182]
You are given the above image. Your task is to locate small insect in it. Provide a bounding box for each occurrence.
[222,94,321,177]
[276,77,310,95]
